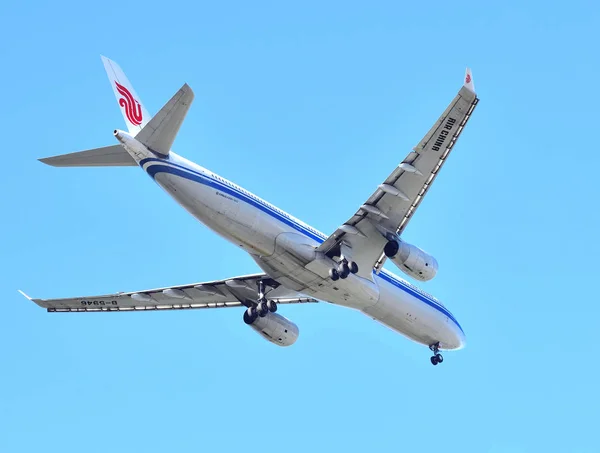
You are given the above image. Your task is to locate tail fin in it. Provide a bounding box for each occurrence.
[101,56,151,134]
[39,57,193,167]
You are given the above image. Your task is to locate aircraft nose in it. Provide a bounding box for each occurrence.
[443,320,466,350]
[455,327,467,350]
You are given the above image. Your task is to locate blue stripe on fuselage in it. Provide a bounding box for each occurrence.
[140,157,464,333]
[141,158,325,242]
[145,163,325,243]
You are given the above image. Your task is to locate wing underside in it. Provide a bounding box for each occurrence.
[315,70,479,277]
[21,274,318,313]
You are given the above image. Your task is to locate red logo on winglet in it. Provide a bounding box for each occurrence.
[465,74,472,84]
[115,82,143,126]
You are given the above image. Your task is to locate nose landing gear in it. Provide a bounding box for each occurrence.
[429,342,444,366]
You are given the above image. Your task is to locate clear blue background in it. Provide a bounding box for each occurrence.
[1,1,599,452]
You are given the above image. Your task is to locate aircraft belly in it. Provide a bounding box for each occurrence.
[362,275,458,348]
[155,173,278,256]
[253,253,323,292]
[251,230,383,310]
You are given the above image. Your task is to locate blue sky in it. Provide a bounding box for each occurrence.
[2,1,599,452]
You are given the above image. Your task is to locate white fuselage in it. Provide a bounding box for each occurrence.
[140,152,465,350]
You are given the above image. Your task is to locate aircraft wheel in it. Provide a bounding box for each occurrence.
[430,356,439,366]
[267,300,277,313]
[257,301,269,317]
[329,268,340,281]
[349,261,359,274]
[244,307,257,325]
[436,353,444,363]
[338,261,350,279]
[339,261,350,276]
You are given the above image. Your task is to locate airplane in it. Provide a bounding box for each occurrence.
[20,56,479,366]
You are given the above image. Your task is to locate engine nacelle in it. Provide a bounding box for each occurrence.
[248,312,299,347]
[384,239,438,282]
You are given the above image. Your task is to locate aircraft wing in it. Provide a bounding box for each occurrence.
[20,274,317,312]
[316,69,479,278]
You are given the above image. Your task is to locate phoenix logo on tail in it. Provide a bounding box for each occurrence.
[115,81,143,126]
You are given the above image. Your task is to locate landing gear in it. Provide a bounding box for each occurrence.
[256,280,270,317]
[243,306,258,325]
[266,300,277,313]
[329,259,359,281]
[430,354,444,366]
[339,261,350,279]
[429,342,444,366]
[257,300,269,317]
[243,280,279,324]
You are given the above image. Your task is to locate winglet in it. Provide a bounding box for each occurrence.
[18,290,33,301]
[18,290,46,309]
[463,68,475,94]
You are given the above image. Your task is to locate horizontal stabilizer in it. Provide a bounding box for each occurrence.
[135,83,194,157]
[39,145,136,167]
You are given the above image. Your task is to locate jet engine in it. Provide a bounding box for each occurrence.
[383,239,438,282]
[244,310,299,347]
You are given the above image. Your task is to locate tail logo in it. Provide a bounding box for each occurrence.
[115,82,143,126]
[465,73,472,84]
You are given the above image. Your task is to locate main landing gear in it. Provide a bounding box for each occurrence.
[328,259,359,281]
[243,280,278,325]
[429,342,444,366]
